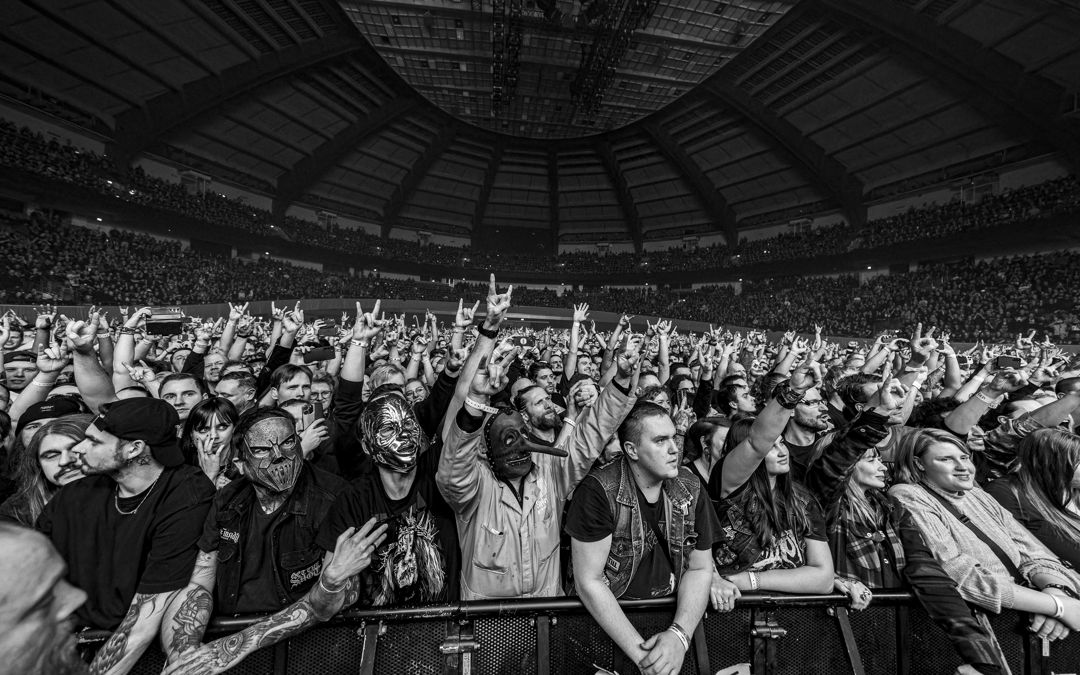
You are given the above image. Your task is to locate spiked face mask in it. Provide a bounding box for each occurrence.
[239,417,303,493]
[484,410,568,481]
[360,390,426,473]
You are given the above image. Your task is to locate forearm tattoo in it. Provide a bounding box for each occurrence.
[90,593,162,675]
[167,586,213,657]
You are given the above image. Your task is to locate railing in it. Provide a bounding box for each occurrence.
[77,592,1080,674]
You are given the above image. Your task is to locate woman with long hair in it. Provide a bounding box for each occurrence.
[683,417,730,486]
[891,428,1080,643]
[0,414,92,527]
[985,428,1080,568]
[708,362,834,612]
[181,397,240,488]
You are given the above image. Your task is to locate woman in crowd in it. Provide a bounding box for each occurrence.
[708,362,834,605]
[891,429,1080,642]
[683,417,730,487]
[984,428,1080,569]
[180,397,239,489]
[0,414,91,527]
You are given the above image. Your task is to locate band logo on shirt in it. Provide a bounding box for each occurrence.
[289,560,323,588]
[220,529,240,544]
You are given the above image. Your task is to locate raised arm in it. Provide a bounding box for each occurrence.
[565,303,588,379]
[716,361,818,498]
[67,312,116,414]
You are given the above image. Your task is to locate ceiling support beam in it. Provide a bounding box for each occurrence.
[642,120,741,245]
[471,145,503,250]
[548,150,560,254]
[380,123,460,236]
[702,79,867,226]
[595,139,643,254]
[272,96,419,224]
[107,33,362,166]
[817,0,1080,172]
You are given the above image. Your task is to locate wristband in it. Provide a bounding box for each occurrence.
[318,574,347,595]
[1043,583,1079,600]
[562,417,577,427]
[96,331,110,338]
[1049,594,1065,620]
[477,325,499,339]
[748,570,759,591]
[974,391,1000,406]
[350,339,368,349]
[772,381,802,410]
[465,397,498,414]
[29,379,53,388]
[119,327,135,335]
[666,622,690,652]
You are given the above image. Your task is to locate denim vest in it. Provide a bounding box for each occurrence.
[212,463,346,613]
[583,456,700,599]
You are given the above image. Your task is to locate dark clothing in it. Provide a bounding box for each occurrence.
[331,370,457,480]
[804,410,905,588]
[709,461,827,575]
[692,379,713,421]
[183,343,292,401]
[567,469,716,600]
[198,463,346,614]
[984,474,1080,570]
[894,499,1007,675]
[565,456,718,600]
[783,437,818,483]
[316,445,460,607]
[38,465,214,629]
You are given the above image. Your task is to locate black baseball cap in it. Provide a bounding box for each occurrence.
[15,396,83,437]
[92,398,184,467]
[3,350,35,365]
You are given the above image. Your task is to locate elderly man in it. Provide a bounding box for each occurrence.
[0,523,89,675]
[38,398,214,675]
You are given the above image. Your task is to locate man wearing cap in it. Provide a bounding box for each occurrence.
[3,350,39,396]
[15,396,83,448]
[436,286,639,600]
[37,397,214,675]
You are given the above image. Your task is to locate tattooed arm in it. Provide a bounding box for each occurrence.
[89,589,185,675]
[164,520,387,675]
[162,551,219,664]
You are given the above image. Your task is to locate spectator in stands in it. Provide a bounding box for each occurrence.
[38,398,214,674]
[0,522,89,675]
[567,402,719,675]
[682,417,730,486]
[268,364,312,406]
[0,414,91,527]
[215,371,257,416]
[4,350,38,394]
[159,373,208,423]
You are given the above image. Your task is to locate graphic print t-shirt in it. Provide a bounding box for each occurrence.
[316,449,459,606]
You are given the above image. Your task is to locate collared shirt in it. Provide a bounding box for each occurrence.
[436,380,633,600]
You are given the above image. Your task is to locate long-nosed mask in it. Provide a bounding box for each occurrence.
[239,417,303,493]
[359,387,427,473]
[484,409,568,481]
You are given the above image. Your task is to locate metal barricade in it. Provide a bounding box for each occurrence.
[76,592,1080,674]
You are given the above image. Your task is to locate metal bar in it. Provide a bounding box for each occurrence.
[692,620,710,675]
[358,621,380,675]
[535,615,551,675]
[833,607,865,675]
[272,641,288,675]
[895,605,910,675]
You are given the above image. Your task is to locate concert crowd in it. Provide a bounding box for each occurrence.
[1,259,1079,674]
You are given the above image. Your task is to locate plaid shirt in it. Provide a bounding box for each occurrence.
[805,410,906,587]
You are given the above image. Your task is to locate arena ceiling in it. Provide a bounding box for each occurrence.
[1,0,1079,252]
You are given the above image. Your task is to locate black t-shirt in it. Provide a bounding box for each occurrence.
[565,475,718,600]
[315,448,459,607]
[783,438,818,483]
[234,506,279,614]
[38,465,214,629]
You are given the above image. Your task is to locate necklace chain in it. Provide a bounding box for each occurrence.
[114,474,161,516]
